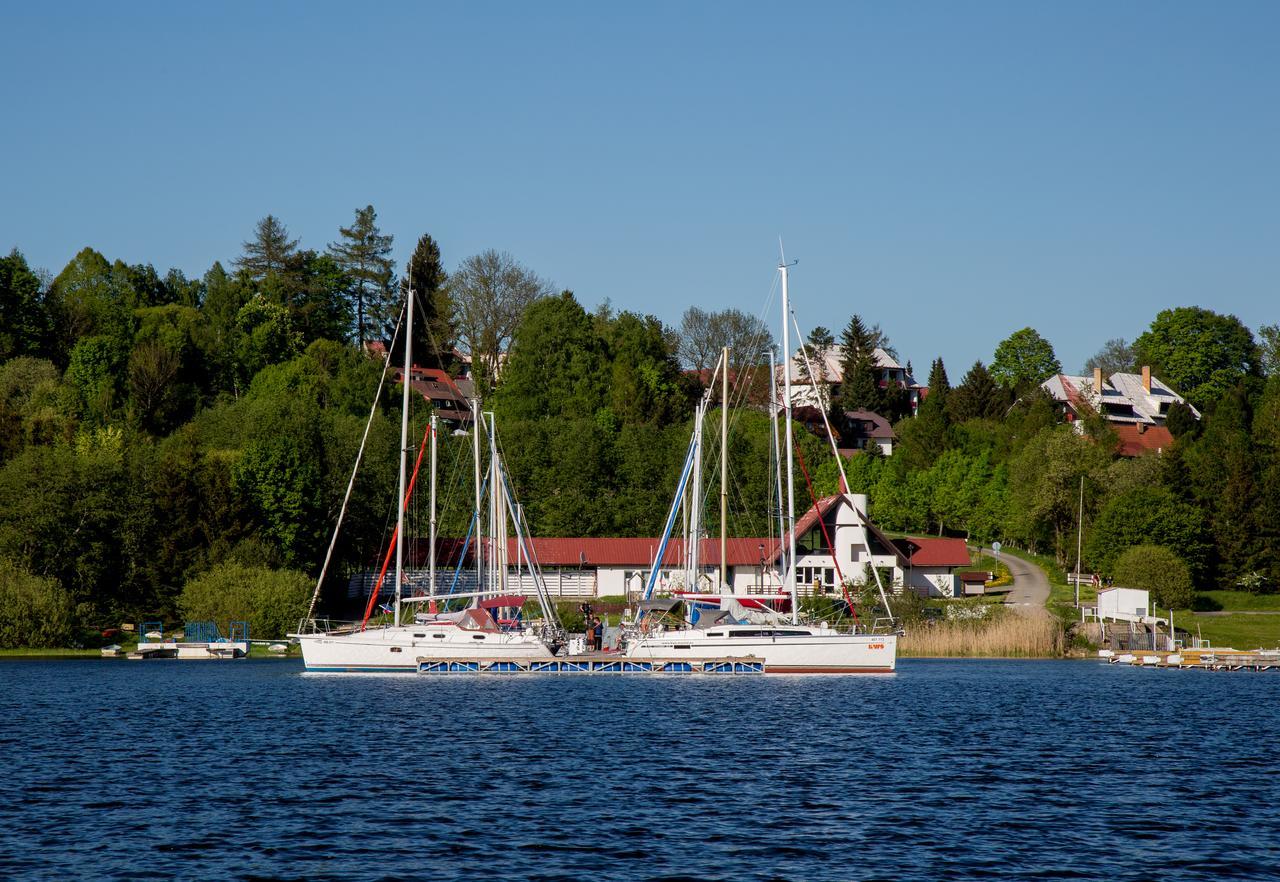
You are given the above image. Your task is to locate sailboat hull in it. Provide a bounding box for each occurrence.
[624,627,897,673]
[296,625,556,672]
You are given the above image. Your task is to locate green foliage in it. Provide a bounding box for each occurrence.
[837,314,880,413]
[0,249,53,361]
[1085,486,1209,585]
[991,327,1061,391]
[65,335,127,424]
[0,558,77,649]
[1133,307,1260,408]
[328,205,396,347]
[1112,545,1193,609]
[177,562,312,638]
[495,292,607,421]
[946,361,1007,423]
[397,232,453,368]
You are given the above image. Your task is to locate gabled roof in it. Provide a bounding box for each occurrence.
[778,345,921,388]
[892,536,971,568]
[843,410,895,440]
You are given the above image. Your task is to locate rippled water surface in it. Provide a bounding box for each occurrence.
[2,658,1278,881]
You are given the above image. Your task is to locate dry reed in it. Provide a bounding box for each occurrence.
[900,614,1065,658]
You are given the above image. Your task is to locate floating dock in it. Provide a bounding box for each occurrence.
[1101,648,1280,671]
[416,655,765,675]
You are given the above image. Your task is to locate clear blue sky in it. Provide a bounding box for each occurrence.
[3,1,1277,376]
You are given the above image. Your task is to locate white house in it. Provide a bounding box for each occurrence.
[360,494,973,603]
[778,346,923,413]
[1041,366,1199,456]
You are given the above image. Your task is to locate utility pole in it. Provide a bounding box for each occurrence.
[1074,474,1084,608]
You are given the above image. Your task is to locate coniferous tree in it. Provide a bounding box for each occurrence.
[0,250,52,361]
[327,205,396,350]
[394,233,453,369]
[235,215,299,282]
[923,357,951,420]
[947,361,1007,423]
[837,314,880,414]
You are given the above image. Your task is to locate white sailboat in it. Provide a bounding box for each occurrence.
[620,260,898,673]
[295,285,563,672]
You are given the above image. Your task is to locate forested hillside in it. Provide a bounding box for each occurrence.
[2,212,1278,645]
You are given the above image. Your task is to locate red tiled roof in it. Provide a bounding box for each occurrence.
[510,537,781,568]
[1113,424,1174,457]
[892,536,971,568]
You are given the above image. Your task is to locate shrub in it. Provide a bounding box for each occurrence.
[178,562,312,638]
[1112,545,1194,610]
[0,558,76,649]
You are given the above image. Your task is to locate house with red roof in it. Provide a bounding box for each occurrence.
[1041,365,1196,457]
[354,492,973,602]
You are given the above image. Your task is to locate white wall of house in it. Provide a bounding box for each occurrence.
[906,569,959,598]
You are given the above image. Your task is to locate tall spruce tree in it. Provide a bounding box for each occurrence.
[924,357,951,418]
[328,205,396,349]
[395,233,452,369]
[837,314,880,414]
[947,361,1007,423]
[235,215,299,282]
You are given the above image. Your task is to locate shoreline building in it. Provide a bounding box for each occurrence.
[352,494,973,604]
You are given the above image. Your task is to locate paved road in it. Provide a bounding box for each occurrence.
[978,547,1051,615]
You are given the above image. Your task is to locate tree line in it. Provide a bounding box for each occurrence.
[1,218,1278,643]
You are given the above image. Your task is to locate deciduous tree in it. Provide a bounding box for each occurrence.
[991,327,1061,391]
[1133,307,1260,407]
[449,250,552,394]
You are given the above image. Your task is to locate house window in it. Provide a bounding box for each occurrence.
[797,527,831,555]
[796,566,835,593]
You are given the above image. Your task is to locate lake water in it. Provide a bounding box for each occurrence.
[1,658,1278,881]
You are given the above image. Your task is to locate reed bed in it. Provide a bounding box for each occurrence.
[900,614,1065,658]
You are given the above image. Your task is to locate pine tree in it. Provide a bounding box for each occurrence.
[395,233,453,369]
[922,357,951,421]
[328,205,396,349]
[947,361,1006,423]
[837,314,880,414]
[235,215,299,282]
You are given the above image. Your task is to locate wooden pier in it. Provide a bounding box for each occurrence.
[1101,648,1280,671]
[416,655,765,675]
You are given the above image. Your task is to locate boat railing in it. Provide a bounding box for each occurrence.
[295,617,365,636]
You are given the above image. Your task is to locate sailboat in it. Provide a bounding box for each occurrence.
[294,286,564,672]
[619,261,898,673]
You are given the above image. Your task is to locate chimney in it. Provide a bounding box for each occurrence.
[1093,367,1103,394]
[1141,365,1151,394]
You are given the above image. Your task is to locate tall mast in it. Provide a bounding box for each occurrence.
[690,399,703,599]
[769,347,786,595]
[472,397,483,600]
[719,346,729,592]
[488,411,505,595]
[394,278,414,628]
[428,413,438,599]
[780,262,798,624]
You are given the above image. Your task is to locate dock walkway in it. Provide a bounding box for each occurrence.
[416,655,765,675]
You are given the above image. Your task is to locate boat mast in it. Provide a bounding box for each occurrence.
[689,398,703,598]
[428,412,438,599]
[719,346,729,593]
[394,278,414,628]
[472,397,483,601]
[769,347,786,595]
[780,262,798,624]
[488,411,505,595]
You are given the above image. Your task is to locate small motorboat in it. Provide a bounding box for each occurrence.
[100,644,123,658]
[268,643,289,653]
